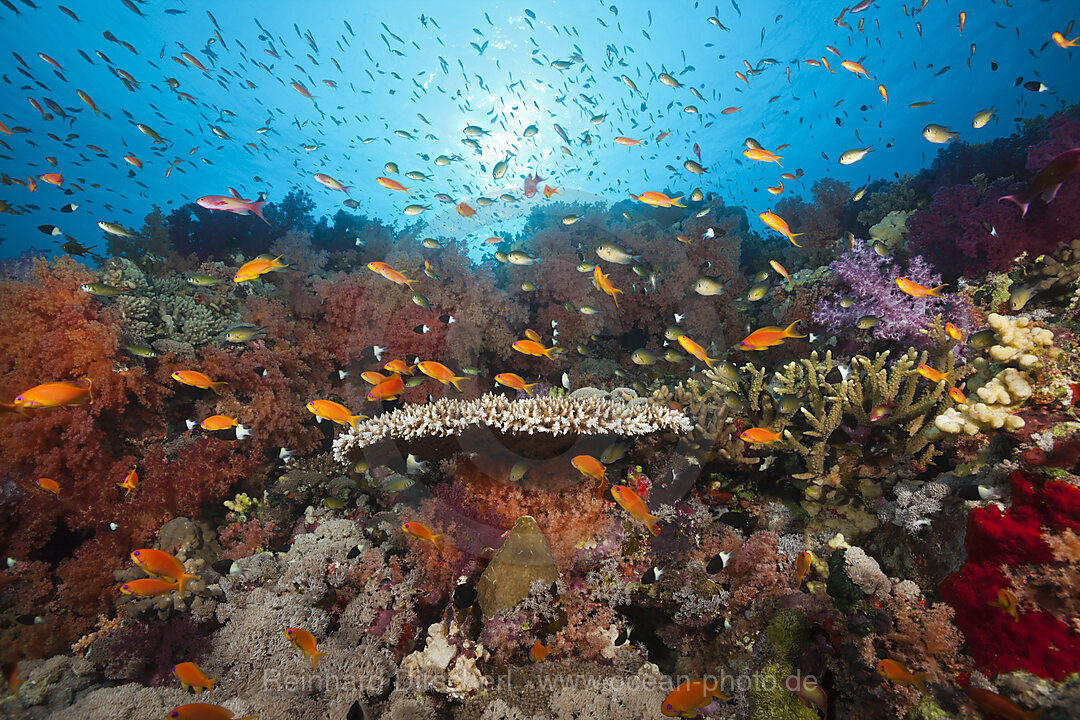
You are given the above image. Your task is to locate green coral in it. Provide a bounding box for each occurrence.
[907,696,958,720]
[748,661,817,720]
[825,549,864,613]
[766,609,811,662]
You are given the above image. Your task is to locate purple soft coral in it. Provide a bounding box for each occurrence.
[811,241,970,348]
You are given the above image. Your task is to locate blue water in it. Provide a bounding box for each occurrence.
[0,0,1076,259]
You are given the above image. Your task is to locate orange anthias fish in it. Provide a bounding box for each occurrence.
[524,328,542,342]
[739,321,807,351]
[36,478,60,497]
[402,521,443,550]
[759,211,803,246]
[456,202,476,217]
[512,338,561,359]
[10,379,92,411]
[362,371,391,385]
[166,703,258,720]
[376,176,412,194]
[367,374,405,401]
[542,184,560,197]
[39,173,62,186]
[306,399,366,430]
[895,277,947,298]
[949,387,968,404]
[795,550,812,587]
[592,265,623,307]
[877,83,889,103]
[495,373,538,396]
[661,678,732,718]
[171,370,227,394]
[233,254,289,282]
[417,361,467,391]
[572,454,608,498]
[384,359,415,375]
[677,335,719,369]
[366,261,414,289]
[743,148,783,165]
[963,686,1042,720]
[630,191,684,208]
[915,364,949,383]
[770,259,791,283]
[613,136,642,146]
[944,322,964,343]
[117,466,139,497]
[195,415,253,439]
[529,641,554,663]
[1053,31,1080,48]
[132,549,199,598]
[740,427,783,444]
[610,485,661,536]
[876,659,929,694]
[196,195,269,224]
[313,173,351,194]
[172,661,215,695]
[841,60,870,78]
[988,587,1019,621]
[120,577,178,597]
[284,628,326,669]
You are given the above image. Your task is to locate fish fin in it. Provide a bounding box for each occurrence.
[523,383,537,396]
[248,200,270,225]
[312,650,327,670]
[671,196,685,207]
[432,534,445,551]
[210,381,227,395]
[450,376,467,392]
[999,192,1032,217]
[185,419,196,431]
[784,319,808,338]
[911,672,930,694]
[929,284,949,298]
[646,515,662,536]
[788,234,803,247]
[176,572,199,598]
[1040,183,1063,204]
[85,376,93,405]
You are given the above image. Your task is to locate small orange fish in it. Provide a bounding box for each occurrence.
[759,211,803,246]
[610,485,661,536]
[233,255,289,283]
[915,364,949,383]
[739,320,807,351]
[361,371,391,385]
[957,11,966,33]
[306,399,366,430]
[743,148,783,165]
[542,184,560,197]
[895,277,947,298]
[661,678,732,717]
[284,628,326,669]
[132,548,199,597]
[988,587,1019,621]
[172,662,215,695]
[417,361,467,391]
[613,136,641,146]
[877,83,889,103]
[456,202,476,217]
[524,328,542,342]
[770,260,791,283]
[572,454,608,499]
[529,641,554,663]
[944,322,964,343]
[592,265,623,307]
[367,374,405,401]
[383,359,415,375]
[740,427,783,444]
[677,334,718,369]
[376,176,411,194]
[38,52,63,69]
[1053,31,1080,48]
[721,106,741,114]
[172,370,227,394]
[166,703,258,720]
[794,550,812,587]
[963,686,1042,720]
[402,521,444,551]
[124,155,142,169]
[876,659,929,694]
[495,373,538,396]
[120,577,178,597]
[196,415,252,439]
[11,379,92,410]
[840,60,869,78]
[366,261,414,289]
[655,131,669,141]
[36,477,60,497]
[949,387,968,404]
[767,182,784,195]
[39,173,62,186]
[512,338,561,359]
[117,466,139,497]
